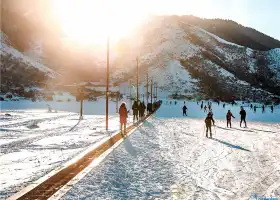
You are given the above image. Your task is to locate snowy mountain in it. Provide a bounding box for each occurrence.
[1,32,59,98]
[1,5,280,100]
[110,16,280,99]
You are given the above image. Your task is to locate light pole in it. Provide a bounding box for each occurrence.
[146,72,148,111]
[106,36,110,130]
[136,56,139,102]
[150,79,153,111]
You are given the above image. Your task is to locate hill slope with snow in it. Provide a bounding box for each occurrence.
[1,13,280,100]
[111,16,280,99]
[1,32,59,97]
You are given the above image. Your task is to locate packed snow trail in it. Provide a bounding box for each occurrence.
[61,106,280,200]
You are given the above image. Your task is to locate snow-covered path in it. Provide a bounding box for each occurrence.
[62,106,280,200]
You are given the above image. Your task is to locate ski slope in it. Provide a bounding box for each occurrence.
[0,100,134,199]
[60,101,280,200]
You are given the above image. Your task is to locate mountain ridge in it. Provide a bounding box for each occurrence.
[1,5,280,100]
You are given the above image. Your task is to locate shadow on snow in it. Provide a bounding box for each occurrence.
[212,138,251,152]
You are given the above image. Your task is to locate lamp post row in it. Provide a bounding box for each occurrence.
[105,46,156,130]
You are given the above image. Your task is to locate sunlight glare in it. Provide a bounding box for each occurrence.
[52,0,148,45]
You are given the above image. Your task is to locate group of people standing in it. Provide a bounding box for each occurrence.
[119,100,162,135]
[250,103,274,113]
[132,101,146,122]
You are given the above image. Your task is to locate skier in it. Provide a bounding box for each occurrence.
[226,110,235,128]
[271,105,274,113]
[170,101,172,105]
[132,101,139,123]
[239,106,247,128]
[204,105,207,112]
[182,104,188,116]
[254,105,257,113]
[262,105,265,113]
[250,104,253,110]
[218,101,220,106]
[200,103,203,110]
[205,112,215,138]
[223,103,225,108]
[119,102,128,135]
[175,101,177,105]
[197,101,199,105]
[208,104,211,110]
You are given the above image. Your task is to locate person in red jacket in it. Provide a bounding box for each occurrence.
[226,110,235,128]
[119,102,128,135]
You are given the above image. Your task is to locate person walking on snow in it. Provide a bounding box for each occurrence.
[271,105,274,113]
[262,105,265,113]
[254,105,257,113]
[239,106,247,128]
[226,110,235,128]
[205,112,215,138]
[201,103,203,110]
[204,105,207,112]
[223,103,225,108]
[132,101,139,123]
[250,104,253,110]
[182,104,188,116]
[119,102,128,135]
[140,101,146,119]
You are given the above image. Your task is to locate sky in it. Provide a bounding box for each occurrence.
[51,0,280,43]
[146,0,280,40]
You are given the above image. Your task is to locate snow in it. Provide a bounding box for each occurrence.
[0,99,135,199]
[236,80,250,86]
[267,48,280,80]
[61,101,280,200]
[149,60,198,95]
[197,27,244,48]
[205,60,235,78]
[0,32,57,78]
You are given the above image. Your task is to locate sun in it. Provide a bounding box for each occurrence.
[51,0,147,45]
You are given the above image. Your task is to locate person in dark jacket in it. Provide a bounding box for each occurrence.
[205,112,215,138]
[132,101,139,122]
[182,104,188,116]
[239,106,247,128]
[204,105,207,112]
[254,105,257,113]
[147,103,152,113]
[262,105,265,113]
[223,103,225,108]
[139,102,146,119]
[119,102,128,135]
[271,105,274,113]
[226,110,235,128]
[250,104,253,110]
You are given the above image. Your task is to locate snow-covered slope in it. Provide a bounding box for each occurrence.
[111,17,280,99]
[0,32,57,77]
[2,15,280,100]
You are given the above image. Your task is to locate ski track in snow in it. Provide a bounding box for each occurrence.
[61,103,280,200]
